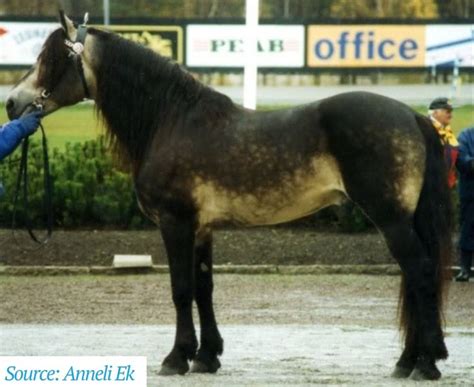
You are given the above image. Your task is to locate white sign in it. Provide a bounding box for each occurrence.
[186,24,305,67]
[0,357,146,386]
[425,25,474,67]
[0,22,58,65]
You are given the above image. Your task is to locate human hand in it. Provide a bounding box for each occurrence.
[18,111,42,136]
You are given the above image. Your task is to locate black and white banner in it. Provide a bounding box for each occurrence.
[186,25,305,68]
[0,22,57,65]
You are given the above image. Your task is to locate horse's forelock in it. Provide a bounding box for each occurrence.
[36,28,71,91]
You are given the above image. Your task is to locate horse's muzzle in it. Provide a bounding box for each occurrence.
[6,97,17,120]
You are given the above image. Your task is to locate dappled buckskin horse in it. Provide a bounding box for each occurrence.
[6,12,453,380]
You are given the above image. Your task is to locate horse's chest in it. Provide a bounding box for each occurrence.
[192,156,347,227]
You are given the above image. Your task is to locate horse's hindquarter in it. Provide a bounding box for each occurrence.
[319,92,426,215]
[192,106,348,227]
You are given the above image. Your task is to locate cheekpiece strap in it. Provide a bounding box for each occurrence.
[63,13,91,99]
[64,12,89,56]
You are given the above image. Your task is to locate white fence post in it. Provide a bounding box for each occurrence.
[243,0,259,109]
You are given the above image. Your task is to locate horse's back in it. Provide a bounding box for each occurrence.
[317,91,420,131]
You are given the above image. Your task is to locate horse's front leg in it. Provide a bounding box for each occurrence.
[158,209,198,376]
[191,228,224,373]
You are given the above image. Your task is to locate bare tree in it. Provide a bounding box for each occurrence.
[208,0,219,17]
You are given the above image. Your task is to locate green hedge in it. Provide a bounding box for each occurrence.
[0,137,459,231]
[0,137,151,229]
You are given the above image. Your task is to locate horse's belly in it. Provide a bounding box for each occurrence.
[193,156,347,227]
[233,186,346,225]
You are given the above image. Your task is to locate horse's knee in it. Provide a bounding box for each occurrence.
[196,274,214,296]
[172,286,193,309]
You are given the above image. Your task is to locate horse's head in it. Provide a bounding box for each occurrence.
[6,11,96,119]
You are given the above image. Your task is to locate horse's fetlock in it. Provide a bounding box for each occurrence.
[185,339,199,360]
[410,355,442,380]
[428,337,448,360]
[200,330,223,355]
[397,350,417,369]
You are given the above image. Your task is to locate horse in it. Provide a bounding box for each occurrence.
[6,12,452,380]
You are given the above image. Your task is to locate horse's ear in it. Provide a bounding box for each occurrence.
[58,10,77,40]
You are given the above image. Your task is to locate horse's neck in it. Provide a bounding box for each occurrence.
[94,44,229,166]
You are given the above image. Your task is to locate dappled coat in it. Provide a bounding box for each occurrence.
[456,127,474,251]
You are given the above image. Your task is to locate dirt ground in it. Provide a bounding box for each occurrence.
[0,227,394,266]
[0,274,471,327]
[2,324,472,386]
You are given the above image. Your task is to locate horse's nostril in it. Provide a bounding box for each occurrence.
[6,98,14,112]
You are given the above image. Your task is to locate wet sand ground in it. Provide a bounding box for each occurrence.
[0,274,472,385]
[0,325,472,386]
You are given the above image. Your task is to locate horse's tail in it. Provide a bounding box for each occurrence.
[399,114,453,340]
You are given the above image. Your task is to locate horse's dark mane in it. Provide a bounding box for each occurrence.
[37,28,71,91]
[88,28,235,169]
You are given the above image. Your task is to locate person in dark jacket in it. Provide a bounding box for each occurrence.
[455,126,474,282]
[0,112,42,196]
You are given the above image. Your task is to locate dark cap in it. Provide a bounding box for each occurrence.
[429,97,453,111]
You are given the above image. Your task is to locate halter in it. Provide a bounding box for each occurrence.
[12,14,90,246]
[64,13,91,100]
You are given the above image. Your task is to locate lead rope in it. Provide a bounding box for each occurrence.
[11,122,53,246]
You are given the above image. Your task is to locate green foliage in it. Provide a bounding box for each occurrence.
[334,203,373,233]
[0,136,152,229]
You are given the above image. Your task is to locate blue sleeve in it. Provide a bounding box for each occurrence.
[456,129,474,174]
[0,120,27,161]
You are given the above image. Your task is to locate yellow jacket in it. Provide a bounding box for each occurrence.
[430,116,459,146]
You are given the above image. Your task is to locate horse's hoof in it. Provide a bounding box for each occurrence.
[409,365,441,381]
[190,357,221,374]
[158,363,189,376]
[391,365,413,378]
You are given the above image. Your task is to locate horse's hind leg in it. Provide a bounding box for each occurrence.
[191,228,224,373]
[158,210,198,376]
[382,220,447,380]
